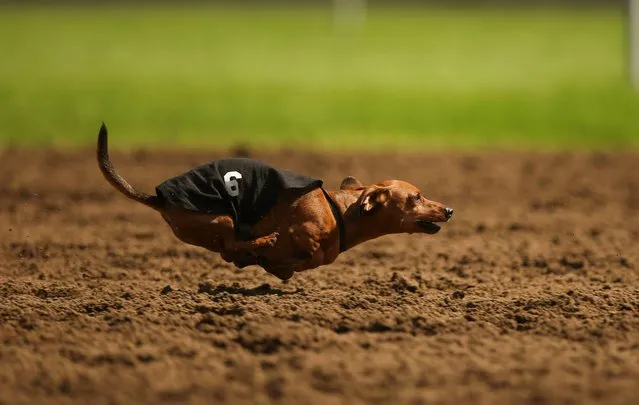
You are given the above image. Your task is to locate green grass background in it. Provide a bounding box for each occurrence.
[0,3,637,151]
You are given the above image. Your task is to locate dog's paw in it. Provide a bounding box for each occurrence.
[260,232,279,248]
[265,265,294,281]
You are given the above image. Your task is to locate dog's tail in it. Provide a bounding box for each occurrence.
[97,122,163,210]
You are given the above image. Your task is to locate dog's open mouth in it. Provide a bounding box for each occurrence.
[415,220,442,234]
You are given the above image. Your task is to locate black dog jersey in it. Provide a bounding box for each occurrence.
[155,158,323,238]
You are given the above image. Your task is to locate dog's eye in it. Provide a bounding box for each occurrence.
[411,193,421,202]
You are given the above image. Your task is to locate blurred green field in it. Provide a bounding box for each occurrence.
[0,3,637,151]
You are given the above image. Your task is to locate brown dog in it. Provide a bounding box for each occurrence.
[97,124,453,280]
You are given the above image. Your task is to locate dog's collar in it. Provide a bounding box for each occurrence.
[321,188,347,253]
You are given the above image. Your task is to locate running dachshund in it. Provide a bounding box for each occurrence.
[97,123,453,280]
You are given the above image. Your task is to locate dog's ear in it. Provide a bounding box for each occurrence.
[360,187,391,215]
[340,176,363,190]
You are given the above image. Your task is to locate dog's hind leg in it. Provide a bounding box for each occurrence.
[210,216,278,252]
[163,212,278,255]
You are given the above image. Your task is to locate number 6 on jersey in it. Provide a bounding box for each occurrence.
[223,171,243,197]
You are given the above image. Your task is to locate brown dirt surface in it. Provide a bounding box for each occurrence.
[1,147,638,405]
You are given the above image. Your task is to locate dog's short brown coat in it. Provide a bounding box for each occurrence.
[98,124,453,280]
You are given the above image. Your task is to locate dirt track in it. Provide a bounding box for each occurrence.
[1,147,638,405]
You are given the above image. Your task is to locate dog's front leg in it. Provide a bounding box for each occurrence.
[261,250,324,280]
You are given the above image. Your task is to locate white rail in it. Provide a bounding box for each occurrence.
[631,0,639,88]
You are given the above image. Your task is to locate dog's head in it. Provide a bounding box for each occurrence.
[340,176,453,235]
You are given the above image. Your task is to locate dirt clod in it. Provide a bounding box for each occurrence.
[160,285,173,295]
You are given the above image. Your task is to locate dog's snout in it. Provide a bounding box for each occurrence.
[444,207,454,220]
